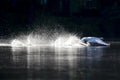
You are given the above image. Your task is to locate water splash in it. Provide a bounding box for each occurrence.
[51,35,87,48]
[11,29,86,48]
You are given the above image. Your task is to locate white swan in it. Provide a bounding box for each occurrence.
[80,37,110,46]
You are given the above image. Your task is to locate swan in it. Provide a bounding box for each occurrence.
[80,37,110,46]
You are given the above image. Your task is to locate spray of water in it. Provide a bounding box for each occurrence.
[11,27,86,48]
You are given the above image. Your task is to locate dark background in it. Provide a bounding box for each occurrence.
[0,0,120,39]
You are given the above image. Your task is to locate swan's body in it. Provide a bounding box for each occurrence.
[80,37,110,46]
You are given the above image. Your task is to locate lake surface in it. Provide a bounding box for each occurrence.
[0,42,120,80]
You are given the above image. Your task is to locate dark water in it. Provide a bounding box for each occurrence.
[0,43,120,80]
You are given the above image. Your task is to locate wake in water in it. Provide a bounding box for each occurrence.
[11,34,86,47]
[11,31,86,48]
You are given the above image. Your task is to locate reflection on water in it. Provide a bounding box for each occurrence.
[11,46,105,80]
[0,44,120,80]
